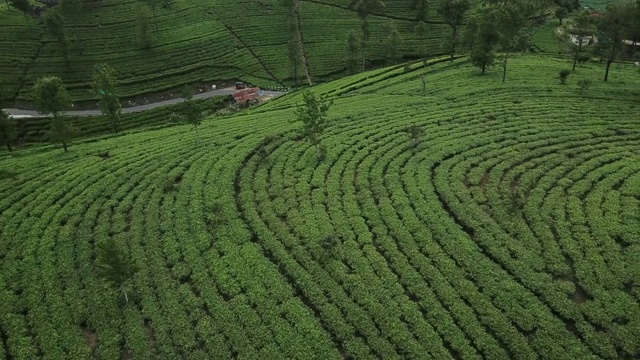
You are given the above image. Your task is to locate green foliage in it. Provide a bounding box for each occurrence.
[136,4,153,49]
[555,7,568,24]
[597,1,636,81]
[287,38,302,83]
[92,63,122,133]
[49,115,77,152]
[293,90,333,159]
[33,76,71,117]
[403,124,424,152]
[96,237,139,304]
[345,30,361,74]
[382,21,403,65]
[8,0,30,18]
[559,68,571,84]
[437,0,471,60]
[412,0,428,21]
[0,109,17,151]
[1,55,640,360]
[577,78,593,92]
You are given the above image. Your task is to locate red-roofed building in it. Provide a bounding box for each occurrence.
[589,11,602,18]
[232,87,261,104]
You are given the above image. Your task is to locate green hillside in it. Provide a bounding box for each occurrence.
[0,0,453,105]
[1,54,639,359]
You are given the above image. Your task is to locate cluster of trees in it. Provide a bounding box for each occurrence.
[341,0,472,73]
[1,54,212,152]
[0,64,118,153]
[281,0,312,85]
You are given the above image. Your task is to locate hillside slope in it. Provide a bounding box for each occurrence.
[1,54,639,359]
[0,0,452,105]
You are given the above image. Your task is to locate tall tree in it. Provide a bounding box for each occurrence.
[181,84,202,131]
[597,2,633,82]
[493,1,533,82]
[33,76,73,151]
[466,8,500,74]
[569,12,596,71]
[96,237,138,304]
[345,29,361,74]
[92,63,122,134]
[382,21,403,65]
[347,0,386,70]
[0,110,16,152]
[437,0,471,62]
[287,38,302,84]
[414,21,429,57]
[292,91,333,160]
[555,7,568,25]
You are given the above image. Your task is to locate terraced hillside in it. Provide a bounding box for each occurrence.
[0,0,452,105]
[1,54,639,359]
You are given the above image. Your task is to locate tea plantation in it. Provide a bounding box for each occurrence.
[1,54,639,359]
[0,0,453,104]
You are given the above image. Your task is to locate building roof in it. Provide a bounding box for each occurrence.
[232,87,261,103]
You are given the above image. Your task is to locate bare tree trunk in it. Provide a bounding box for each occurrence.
[604,59,613,82]
[362,45,367,71]
[572,39,582,71]
[450,27,457,62]
[123,288,129,304]
[502,53,509,83]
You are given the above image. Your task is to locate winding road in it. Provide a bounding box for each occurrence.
[4,87,288,118]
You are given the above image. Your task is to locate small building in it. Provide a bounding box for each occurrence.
[569,34,594,46]
[231,87,261,109]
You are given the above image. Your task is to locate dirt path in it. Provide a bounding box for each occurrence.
[4,88,287,118]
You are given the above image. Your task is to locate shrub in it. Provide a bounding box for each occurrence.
[559,69,571,84]
[577,79,592,93]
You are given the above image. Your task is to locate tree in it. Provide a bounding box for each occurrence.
[347,0,386,70]
[412,0,428,21]
[287,38,302,84]
[493,1,533,82]
[0,110,16,152]
[437,0,471,62]
[382,21,403,65]
[292,91,333,160]
[466,8,500,74]
[555,7,568,25]
[345,30,361,74]
[137,4,153,49]
[96,237,138,304]
[577,79,592,93]
[33,76,73,151]
[597,2,634,82]
[414,21,429,57]
[92,63,122,134]
[569,12,596,71]
[559,69,571,84]
[181,84,202,130]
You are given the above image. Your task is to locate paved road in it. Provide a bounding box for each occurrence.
[4,88,287,118]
